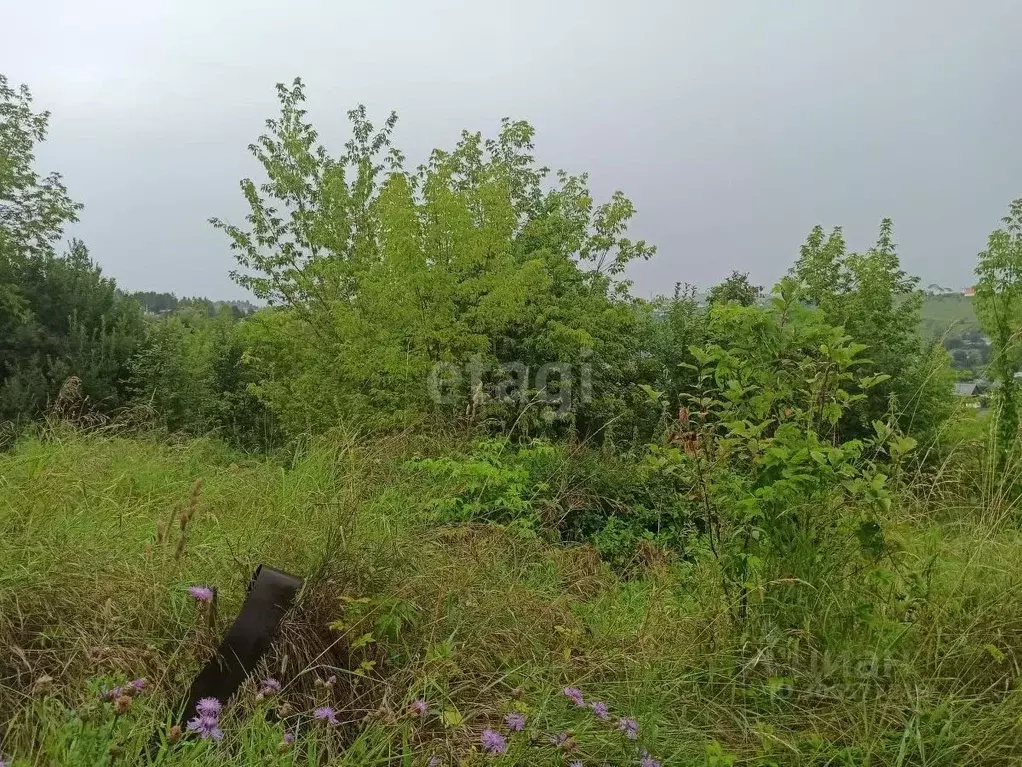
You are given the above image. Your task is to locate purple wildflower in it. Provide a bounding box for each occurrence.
[187,585,215,603]
[563,686,585,706]
[260,678,281,696]
[504,712,526,731]
[570,761,584,767]
[283,732,295,745]
[640,754,660,767]
[104,680,144,702]
[408,698,428,717]
[428,758,442,767]
[0,757,6,767]
[480,728,507,754]
[195,697,221,716]
[590,700,609,720]
[617,717,639,740]
[314,706,339,725]
[186,714,223,741]
[549,731,570,745]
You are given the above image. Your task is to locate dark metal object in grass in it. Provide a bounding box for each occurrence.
[147,565,302,756]
[181,564,302,716]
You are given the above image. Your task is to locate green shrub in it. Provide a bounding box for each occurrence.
[407,437,693,566]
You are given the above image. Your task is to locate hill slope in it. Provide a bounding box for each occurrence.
[921,293,981,337]
[2,431,1022,764]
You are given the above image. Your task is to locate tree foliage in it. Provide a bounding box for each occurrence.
[0,75,82,259]
[790,219,952,440]
[647,280,904,624]
[213,79,654,436]
[130,304,271,447]
[707,270,762,307]
[0,75,143,422]
[975,198,1022,466]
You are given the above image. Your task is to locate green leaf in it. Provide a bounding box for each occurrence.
[856,520,884,558]
[441,707,464,728]
[891,436,918,457]
[638,383,664,404]
[350,632,376,651]
[985,643,1006,664]
[765,676,793,696]
[858,373,891,390]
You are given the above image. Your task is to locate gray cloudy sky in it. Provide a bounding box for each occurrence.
[4,0,1021,300]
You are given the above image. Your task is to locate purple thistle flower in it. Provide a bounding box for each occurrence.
[617,717,639,740]
[260,678,281,695]
[408,698,428,717]
[314,706,339,725]
[570,761,584,767]
[504,712,526,731]
[590,700,609,720]
[195,697,221,716]
[480,728,507,754]
[283,732,295,745]
[640,754,660,767]
[130,678,146,692]
[563,686,585,706]
[0,756,6,767]
[187,585,215,603]
[186,714,223,741]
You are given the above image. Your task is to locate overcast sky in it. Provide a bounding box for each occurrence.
[4,0,1021,300]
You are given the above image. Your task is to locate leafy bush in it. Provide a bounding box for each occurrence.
[408,437,693,566]
[0,76,145,424]
[129,303,273,449]
[211,80,653,439]
[643,283,912,627]
[790,219,955,443]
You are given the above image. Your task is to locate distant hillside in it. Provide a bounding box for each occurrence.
[128,290,258,317]
[920,293,980,338]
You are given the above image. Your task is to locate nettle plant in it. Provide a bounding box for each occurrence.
[408,438,554,534]
[645,279,906,623]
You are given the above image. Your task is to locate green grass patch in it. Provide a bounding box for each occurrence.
[1,430,1022,764]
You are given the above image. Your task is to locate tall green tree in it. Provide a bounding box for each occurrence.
[0,75,81,259]
[707,270,762,307]
[0,74,143,421]
[130,304,271,447]
[790,225,847,314]
[974,198,1022,467]
[790,219,952,441]
[214,79,654,437]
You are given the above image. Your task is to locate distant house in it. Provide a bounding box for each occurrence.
[955,382,980,397]
[962,286,976,297]
[955,379,996,400]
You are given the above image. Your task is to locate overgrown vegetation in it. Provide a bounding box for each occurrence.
[2,73,1022,765]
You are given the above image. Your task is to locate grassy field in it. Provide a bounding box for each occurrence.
[1,426,1022,765]
[920,294,980,338]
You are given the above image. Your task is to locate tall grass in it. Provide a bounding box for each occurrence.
[1,428,1022,764]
